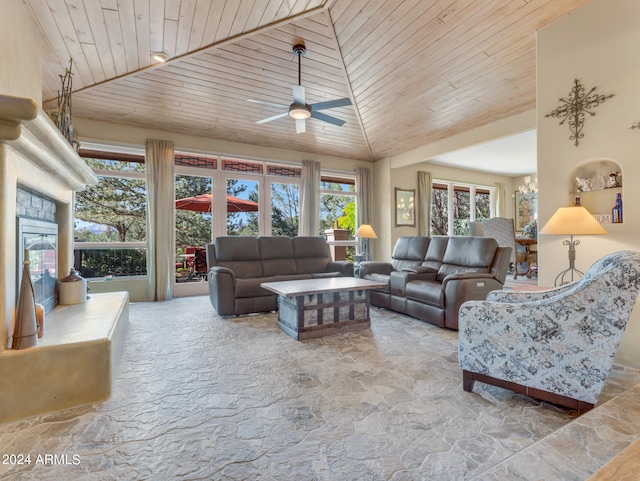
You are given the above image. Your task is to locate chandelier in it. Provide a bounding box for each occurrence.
[519,176,537,196]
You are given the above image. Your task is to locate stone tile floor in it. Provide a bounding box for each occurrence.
[0,296,639,481]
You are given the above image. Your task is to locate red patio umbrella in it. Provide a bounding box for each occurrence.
[175,193,259,213]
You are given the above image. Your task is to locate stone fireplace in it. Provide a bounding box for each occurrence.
[0,94,132,422]
[0,94,96,347]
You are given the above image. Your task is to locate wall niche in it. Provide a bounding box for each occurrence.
[570,159,622,223]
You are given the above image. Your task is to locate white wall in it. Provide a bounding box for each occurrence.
[0,1,42,102]
[537,0,640,368]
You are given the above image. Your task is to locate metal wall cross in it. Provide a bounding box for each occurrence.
[545,78,614,147]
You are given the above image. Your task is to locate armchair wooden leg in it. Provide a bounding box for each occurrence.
[462,370,475,392]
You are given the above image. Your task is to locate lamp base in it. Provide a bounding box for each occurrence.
[554,267,584,286]
[554,235,583,286]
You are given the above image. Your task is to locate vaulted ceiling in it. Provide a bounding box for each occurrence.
[25,0,593,162]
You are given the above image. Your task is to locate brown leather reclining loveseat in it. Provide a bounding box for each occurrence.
[359,236,511,329]
[206,236,353,316]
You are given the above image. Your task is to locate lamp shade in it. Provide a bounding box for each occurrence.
[356,224,378,239]
[539,206,607,235]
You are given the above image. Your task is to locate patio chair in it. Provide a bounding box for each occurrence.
[193,247,208,280]
[458,250,640,414]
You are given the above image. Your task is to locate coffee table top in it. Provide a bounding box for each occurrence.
[261,277,386,297]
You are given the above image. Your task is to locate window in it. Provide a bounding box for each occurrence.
[431,181,493,236]
[319,174,357,261]
[319,175,356,236]
[226,178,259,236]
[271,182,299,237]
[74,157,147,278]
[175,173,212,282]
[174,153,301,239]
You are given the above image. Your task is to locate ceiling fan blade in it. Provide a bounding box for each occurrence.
[310,111,346,127]
[247,99,289,109]
[256,112,289,124]
[292,84,306,105]
[296,119,306,134]
[310,98,352,111]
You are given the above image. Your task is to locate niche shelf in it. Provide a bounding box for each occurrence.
[570,160,622,224]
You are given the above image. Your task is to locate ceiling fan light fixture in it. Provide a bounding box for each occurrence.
[288,104,311,120]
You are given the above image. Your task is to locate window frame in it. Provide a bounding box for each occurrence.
[431,180,494,236]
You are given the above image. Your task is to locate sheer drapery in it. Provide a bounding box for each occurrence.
[495,182,507,217]
[418,171,432,236]
[356,167,372,253]
[300,159,321,236]
[356,167,371,226]
[145,139,175,301]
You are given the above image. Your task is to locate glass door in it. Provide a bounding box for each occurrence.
[225,177,260,236]
[175,174,212,283]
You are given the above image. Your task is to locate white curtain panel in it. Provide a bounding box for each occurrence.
[300,159,321,236]
[356,167,372,253]
[495,182,506,217]
[418,171,432,236]
[145,139,175,301]
[356,167,372,225]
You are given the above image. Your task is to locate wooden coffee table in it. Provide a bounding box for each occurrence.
[261,277,386,340]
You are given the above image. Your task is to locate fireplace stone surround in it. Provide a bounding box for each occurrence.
[0,94,129,422]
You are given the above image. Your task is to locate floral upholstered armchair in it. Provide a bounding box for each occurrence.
[458,250,640,414]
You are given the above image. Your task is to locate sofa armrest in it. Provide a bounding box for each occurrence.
[441,274,503,329]
[207,266,236,316]
[327,260,354,277]
[441,272,493,289]
[358,261,393,278]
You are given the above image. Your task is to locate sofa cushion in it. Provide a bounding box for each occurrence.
[214,237,263,278]
[259,236,298,276]
[421,237,448,270]
[437,237,497,281]
[274,274,312,282]
[405,280,445,308]
[390,237,430,271]
[235,277,276,298]
[292,236,332,274]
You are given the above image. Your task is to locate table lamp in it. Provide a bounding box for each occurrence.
[539,206,607,286]
[356,224,377,262]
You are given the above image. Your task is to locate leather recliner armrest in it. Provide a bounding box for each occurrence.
[441,272,493,289]
[359,261,393,278]
[327,260,354,276]
[208,266,236,316]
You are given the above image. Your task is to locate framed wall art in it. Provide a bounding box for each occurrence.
[395,188,415,227]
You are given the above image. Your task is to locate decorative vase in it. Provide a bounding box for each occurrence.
[612,193,623,223]
[59,268,87,305]
[12,249,38,349]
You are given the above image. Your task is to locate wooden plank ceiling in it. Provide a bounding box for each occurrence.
[25,0,594,162]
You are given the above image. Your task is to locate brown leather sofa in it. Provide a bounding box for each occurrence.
[359,236,511,329]
[206,236,353,316]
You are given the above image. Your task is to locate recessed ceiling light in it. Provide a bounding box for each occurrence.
[151,52,169,63]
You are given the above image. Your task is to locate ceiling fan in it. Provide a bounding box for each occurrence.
[248,44,352,134]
